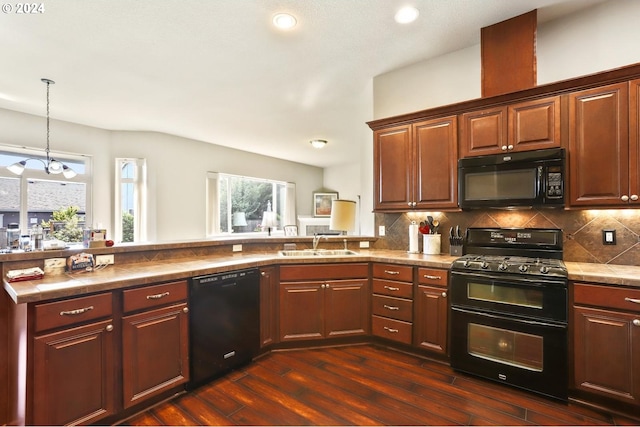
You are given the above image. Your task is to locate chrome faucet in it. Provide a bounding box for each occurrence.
[312,234,327,250]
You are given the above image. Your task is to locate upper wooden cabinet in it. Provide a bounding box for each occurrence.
[460,95,561,158]
[567,82,634,207]
[373,116,458,211]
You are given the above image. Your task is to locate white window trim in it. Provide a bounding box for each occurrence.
[0,145,92,229]
[206,172,296,237]
[115,158,147,243]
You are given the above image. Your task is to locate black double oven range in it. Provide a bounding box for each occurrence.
[449,227,568,401]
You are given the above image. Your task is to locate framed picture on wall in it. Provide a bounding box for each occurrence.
[313,192,338,217]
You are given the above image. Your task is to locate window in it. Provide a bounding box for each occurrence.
[115,158,147,243]
[207,172,295,236]
[0,146,91,243]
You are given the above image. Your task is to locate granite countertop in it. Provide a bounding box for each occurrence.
[4,250,640,304]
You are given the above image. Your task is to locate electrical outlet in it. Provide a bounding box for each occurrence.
[602,229,616,245]
[379,226,386,236]
[95,254,114,265]
[359,241,370,248]
[232,244,242,252]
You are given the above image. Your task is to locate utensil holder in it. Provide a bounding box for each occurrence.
[423,234,441,255]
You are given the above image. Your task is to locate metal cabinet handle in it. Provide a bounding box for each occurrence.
[183,307,189,314]
[507,145,514,150]
[383,305,399,311]
[383,326,399,333]
[383,285,400,291]
[625,297,640,304]
[384,270,400,275]
[261,271,266,276]
[631,195,639,201]
[501,145,507,151]
[60,306,94,316]
[633,319,640,326]
[423,274,442,280]
[442,292,447,298]
[147,292,170,300]
[621,195,630,202]
[105,324,114,332]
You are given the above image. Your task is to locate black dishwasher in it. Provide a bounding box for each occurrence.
[188,268,260,390]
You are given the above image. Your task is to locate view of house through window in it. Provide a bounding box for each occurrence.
[0,147,90,246]
[217,173,292,234]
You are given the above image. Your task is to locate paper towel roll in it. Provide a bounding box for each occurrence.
[409,222,419,253]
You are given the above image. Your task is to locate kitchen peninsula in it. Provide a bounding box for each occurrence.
[2,236,640,425]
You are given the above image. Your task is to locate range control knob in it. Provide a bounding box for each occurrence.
[463,260,470,268]
[480,261,489,269]
[518,265,529,273]
[540,266,549,274]
[498,262,508,271]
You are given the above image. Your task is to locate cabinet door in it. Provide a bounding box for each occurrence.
[374,124,413,210]
[630,78,640,203]
[260,266,278,348]
[122,303,189,409]
[508,96,561,151]
[460,106,508,157]
[568,82,630,206]
[573,306,640,405]
[413,116,458,209]
[32,319,116,426]
[413,285,448,355]
[325,279,369,338]
[279,281,324,341]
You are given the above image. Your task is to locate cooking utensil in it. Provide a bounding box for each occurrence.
[431,219,440,234]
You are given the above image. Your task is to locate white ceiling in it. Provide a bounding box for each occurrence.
[0,0,605,168]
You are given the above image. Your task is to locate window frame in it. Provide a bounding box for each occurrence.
[0,145,92,232]
[114,158,147,243]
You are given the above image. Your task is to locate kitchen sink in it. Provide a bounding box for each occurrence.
[278,249,359,257]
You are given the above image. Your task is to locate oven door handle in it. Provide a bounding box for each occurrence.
[451,306,567,328]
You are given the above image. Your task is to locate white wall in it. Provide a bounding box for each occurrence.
[0,108,324,242]
[372,0,640,120]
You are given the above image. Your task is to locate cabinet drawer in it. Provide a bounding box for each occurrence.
[372,295,413,322]
[280,263,368,281]
[372,279,413,299]
[372,263,413,282]
[123,280,188,313]
[34,292,113,333]
[574,283,640,312]
[417,268,448,287]
[372,315,412,345]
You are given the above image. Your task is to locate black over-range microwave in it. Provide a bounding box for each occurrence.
[458,148,565,209]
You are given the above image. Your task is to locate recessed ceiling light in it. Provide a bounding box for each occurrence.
[394,6,419,24]
[273,13,297,30]
[310,139,327,149]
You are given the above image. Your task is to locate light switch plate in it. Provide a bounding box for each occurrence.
[378,226,386,236]
[359,241,370,248]
[232,244,242,252]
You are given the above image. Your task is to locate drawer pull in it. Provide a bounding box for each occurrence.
[59,306,94,316]
[383,286,400,291]
[105,324,114,332]
[383,326,399,333]
[633,319,640,326]
[423,274,442,280]
[383,304,400,311]
[147,292,170,300]
[625,297,640,304]
[384,270,400,275]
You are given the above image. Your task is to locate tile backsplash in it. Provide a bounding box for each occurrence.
[373,209,640,265]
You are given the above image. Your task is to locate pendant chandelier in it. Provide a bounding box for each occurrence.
[6,78,77,179]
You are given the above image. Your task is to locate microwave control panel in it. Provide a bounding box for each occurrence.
[545,166,563,199]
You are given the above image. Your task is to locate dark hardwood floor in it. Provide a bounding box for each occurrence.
[123,344,639,426]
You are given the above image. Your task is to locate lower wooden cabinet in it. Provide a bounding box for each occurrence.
[573,283,640,409]
[259,266,278,348]
[33,318,116,426]
[413,268,448,355]
[279,263,369,342]
[25,281,190,425]
[31,292,117,425]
